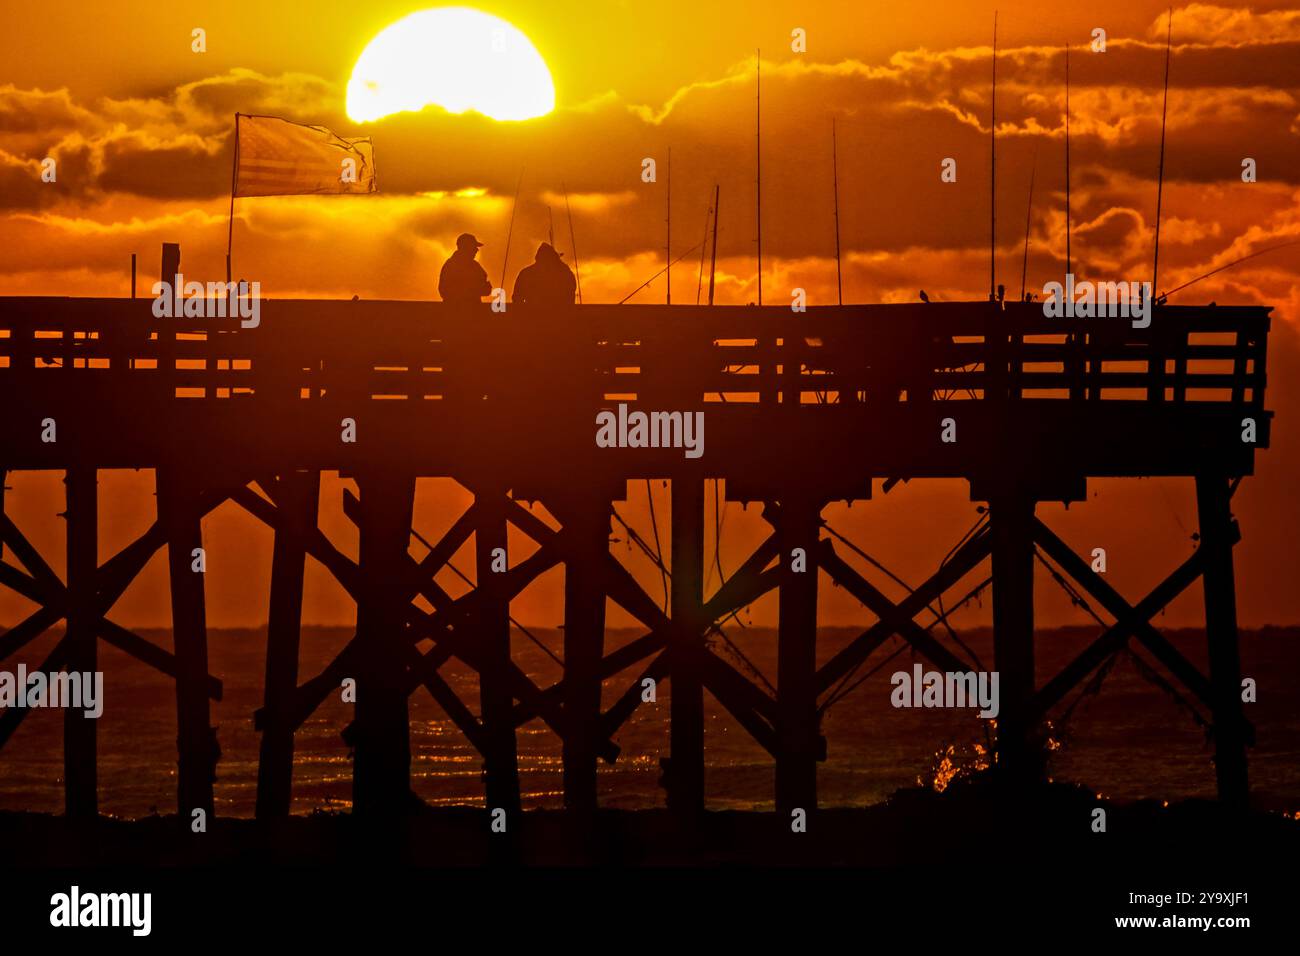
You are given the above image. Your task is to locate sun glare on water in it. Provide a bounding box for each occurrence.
[347,7,555,122]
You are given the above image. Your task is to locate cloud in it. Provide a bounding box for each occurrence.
[1157,4,1300,45]
[0,84,91,134]
[0,16,1296,321]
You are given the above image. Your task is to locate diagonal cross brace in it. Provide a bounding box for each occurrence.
[0,513,228,706]
[239,486,621,760]
[817,525,993,694]
[818,538,974,676]
[1032,517,1233,718]
[508,495,783,749]
[0,480,236,663]
[1029,544,1209,721]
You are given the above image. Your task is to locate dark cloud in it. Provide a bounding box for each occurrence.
[97,133,229,199]
[0,85,88,133]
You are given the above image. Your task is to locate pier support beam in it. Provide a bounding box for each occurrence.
[1195,474,1249,807]
[64,467,97,818]
[475,483,521,815]
[775,496,821,816]
[990,494,1038,783]
[256,470,319,820]
[158,467,216,820]
[352,472,416,816]
[560,500,610,814]
[668,477,705,816]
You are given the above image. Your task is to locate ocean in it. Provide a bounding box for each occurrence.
[1,625,1297,817]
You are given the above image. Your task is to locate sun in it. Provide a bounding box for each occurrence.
[346,7,555,122]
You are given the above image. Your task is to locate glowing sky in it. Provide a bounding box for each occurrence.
[1,1,1298,629]
[345,8,555,121]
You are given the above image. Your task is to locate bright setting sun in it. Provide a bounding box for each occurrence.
[346,7,555,122]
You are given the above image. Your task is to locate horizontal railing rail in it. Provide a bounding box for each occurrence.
[0,298,1270,410]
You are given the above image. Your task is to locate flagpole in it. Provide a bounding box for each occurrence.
[227,113,239,286]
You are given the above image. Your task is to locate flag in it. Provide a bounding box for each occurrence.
[233,114,377,198]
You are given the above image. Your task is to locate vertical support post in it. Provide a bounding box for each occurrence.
[1173,327,1189,403]
[1230,329,1249,405]
[157,466,216,820]
[476,482,521,815]
[1088,330,1104,401]
[668,476,705,815]
[159,243,180,401]
[990,493,1038,783]
[1146,321,1166,402]
[775,495,820,815]
[64,468,98,818]
[256,470,320,820]
[352,472,416,816]
[560,500,609,814]
[1195,474,1249,807]
[1067,327,1085,402]
[984,307,1008,403]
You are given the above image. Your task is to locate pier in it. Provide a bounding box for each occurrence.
[0,280,1272,820]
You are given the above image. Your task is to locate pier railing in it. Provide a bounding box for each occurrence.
[0,297,1270,481]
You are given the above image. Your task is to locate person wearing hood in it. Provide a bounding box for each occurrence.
[512,242,577,305]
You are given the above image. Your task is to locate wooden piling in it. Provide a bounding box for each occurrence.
[475,482,521,815]
[1195,474,1249,807]
[990,493,1038,782]
[775,496,820,815]
[157,466,216,819]
[256,470,320,819]
[561,501,610,814]
[158,243,180,400]
[668,476,705,815]
[63,467,98,818]
[352,471,417,816]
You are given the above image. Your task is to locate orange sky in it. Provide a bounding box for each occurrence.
[2,1,1298,630]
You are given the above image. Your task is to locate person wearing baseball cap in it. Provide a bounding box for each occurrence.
[438,233,491,304]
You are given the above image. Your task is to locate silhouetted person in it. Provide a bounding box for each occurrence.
[513,242,576,305]
[439,233,491,304]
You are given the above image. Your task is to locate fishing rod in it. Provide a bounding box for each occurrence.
[1065,43,1071,276]
[562,181,583,304]
[666,146,672,304]
[1161,240,1300,300]
[708,184,720,305]
[500,166,524,288]
[1152,7,1173,298]
[832,116,843,305]
[696,200,710,305]
[756,49,763,306]
[989,11,998,300]
[618,240,705,304]
[1021,147,1036,301]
